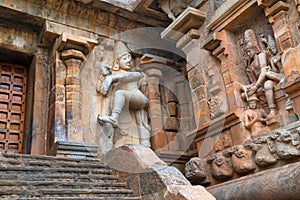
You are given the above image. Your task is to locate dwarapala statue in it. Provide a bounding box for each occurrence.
[97,41,151,149]
[240,29,285,118]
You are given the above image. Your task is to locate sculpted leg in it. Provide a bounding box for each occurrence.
[98,90,126,128]
[264,80,276,117]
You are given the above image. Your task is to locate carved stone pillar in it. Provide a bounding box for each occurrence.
[61,49,85,142]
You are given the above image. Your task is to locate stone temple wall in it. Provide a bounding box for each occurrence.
[0,0,300,199]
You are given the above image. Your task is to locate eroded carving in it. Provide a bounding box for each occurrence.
[209,153,233,180]
[251,136,278,167]
[158,0,193,20]
[185,157,208,184]
[271,129,300,159]
[231,145,256,174]
[97,41,151,148]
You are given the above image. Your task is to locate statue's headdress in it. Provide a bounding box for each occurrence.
[113,41,131,71]
[244,29,260,53]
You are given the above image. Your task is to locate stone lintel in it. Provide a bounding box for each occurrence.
[208,161,300,200]
[264,1,289,17]
[161,7,206,41]
[206,0,256,32]
[39,21,98,52]
[0,24,37,55]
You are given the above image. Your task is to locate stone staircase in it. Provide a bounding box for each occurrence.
[0,152,140,199]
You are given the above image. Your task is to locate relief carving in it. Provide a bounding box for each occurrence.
[231,145,256,174]
[271,129,300,159]
[251,136,278,167]
[243,94,270,138]
[240,29,285,119]
[97,41,151,149]
[209,153,233,180]
[185,157,209,184]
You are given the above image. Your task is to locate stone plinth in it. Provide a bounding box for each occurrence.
[208,161,300,200]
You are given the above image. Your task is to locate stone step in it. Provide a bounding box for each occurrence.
[0,166,114,175]
[0,188,135,198]
[0,180,128,189]
[1,153,105,166]
[0,173,120,183]
[18,197,141,200]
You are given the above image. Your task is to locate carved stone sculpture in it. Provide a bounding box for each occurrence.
[231,145,256,174]
[158,0,193,20]
[251,136,278,167]
[185,157,209,184]
[243,95,270,138]
[271,129,300,159]
[241,29,284,118]
[97,41,151,148]
[210,153,233,180]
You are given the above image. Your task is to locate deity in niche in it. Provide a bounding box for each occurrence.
[97,41,151,149]
[240,29,284,118]
[243,94,270,138]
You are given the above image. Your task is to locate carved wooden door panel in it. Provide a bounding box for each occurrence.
[0,63,27,153]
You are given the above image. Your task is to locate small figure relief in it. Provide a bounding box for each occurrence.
[251,136,278,167]
[185,157,209,184]
[209,153,233,180]
[270,129,300,159]
[231,145,256,175]
[243,95,270,138]
[240,29,285,119]
[97,41,151,149]
[208,96,225,119]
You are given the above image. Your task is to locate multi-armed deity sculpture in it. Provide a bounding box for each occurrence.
[96,41,151,150]
[241,29,285,138]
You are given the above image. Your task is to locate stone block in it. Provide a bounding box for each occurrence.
[151,130,168,150]
[164,117,179,131]
[53,141,98,158]
[167,102,177,117]
[164,185,216,200]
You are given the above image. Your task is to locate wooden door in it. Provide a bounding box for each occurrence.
[0,63,27,153]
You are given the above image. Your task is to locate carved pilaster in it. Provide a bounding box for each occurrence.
[61,49,85,142]
[47,32,97,155]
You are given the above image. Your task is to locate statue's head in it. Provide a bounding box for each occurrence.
[113,41,132,71]
[247,95,259,109]
[244,29,260,58]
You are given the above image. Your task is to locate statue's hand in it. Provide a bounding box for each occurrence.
[247,85,258,96]
[101,76,113,96]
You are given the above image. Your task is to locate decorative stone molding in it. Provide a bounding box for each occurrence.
[185,123,300,186]
[161,7,206,41]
